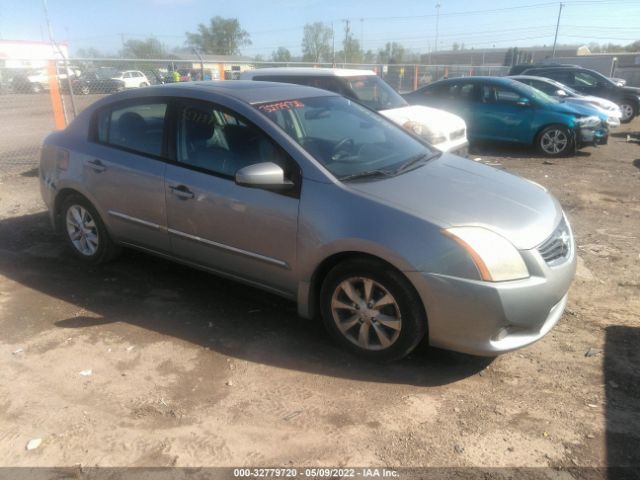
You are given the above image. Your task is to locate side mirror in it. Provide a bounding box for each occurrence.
[516,97,531,107]
[235,162,294,191]
[556,89,568,97]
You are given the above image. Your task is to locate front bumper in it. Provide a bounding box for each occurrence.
[577,126,608,147]
[406,232,577,356]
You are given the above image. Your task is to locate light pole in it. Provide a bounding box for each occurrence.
[552,3,563,58]
[434,3,441,58]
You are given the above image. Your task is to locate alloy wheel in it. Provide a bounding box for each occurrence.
[66,205,99,256]
[540,129,568,155]
[330,277,402,351]
[619,103,634,122]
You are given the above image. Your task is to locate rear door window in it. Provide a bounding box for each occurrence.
[95,102,167,157]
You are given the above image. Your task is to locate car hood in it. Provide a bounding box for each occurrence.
[552,100,603,117]
[566,97,622,117]
[348,154,562,250]
[379,105,466,134]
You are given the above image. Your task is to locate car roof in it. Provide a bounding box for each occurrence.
[509,75,561,83]
[241,67,376,78]
[104,80,337,105]
[427,76,520,86]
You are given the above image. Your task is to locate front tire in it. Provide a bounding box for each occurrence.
[618,101,636,124]
[320,258,427,362]
[537,125,573,157]
[61,194,120,264]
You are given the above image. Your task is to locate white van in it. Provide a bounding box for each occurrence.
[240,67,468,155]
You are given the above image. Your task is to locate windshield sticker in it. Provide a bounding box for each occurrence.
[257,100,305,113]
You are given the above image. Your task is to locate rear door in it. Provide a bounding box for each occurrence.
[83,99,170,252]
[164,99,300,295]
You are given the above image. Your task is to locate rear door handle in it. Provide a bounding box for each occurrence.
[87,159,106,173]
[169,184,195,200]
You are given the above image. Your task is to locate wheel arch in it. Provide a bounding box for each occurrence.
[52,188,105,233]
[303,251,427,328]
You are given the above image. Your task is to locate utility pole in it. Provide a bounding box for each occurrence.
[360,18,364,53]
[343,19,350,64]
[331,21,335,66]
[551,3,563,58]
[434,3,441,58]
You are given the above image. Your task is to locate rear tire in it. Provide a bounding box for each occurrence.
[320,258,427,362]
[60,194,120,264]
[537,125,573,157]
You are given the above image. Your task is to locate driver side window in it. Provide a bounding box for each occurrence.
[175,101,293,178]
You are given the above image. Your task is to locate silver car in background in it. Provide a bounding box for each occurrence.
[39,81,576,361]
[510,75,623,128]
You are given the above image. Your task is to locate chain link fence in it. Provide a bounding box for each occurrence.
[0,58,509,177]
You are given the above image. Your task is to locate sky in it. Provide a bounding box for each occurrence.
[0,0,639,57]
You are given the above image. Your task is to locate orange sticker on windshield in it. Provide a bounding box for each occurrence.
[257,100,305,113]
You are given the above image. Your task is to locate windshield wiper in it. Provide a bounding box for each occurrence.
[339,169,395,182]
[393,151,441,175]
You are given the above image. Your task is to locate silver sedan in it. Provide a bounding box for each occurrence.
[39,81,576,361]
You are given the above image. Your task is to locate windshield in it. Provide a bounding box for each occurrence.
[255,96,436,180]
[340,75,407,111]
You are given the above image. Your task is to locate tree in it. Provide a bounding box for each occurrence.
[341,30,363,64]
[301,22,332,63]
[452,42,460,52]
[186,17,251,55]
[363,50,376,63]
[272,47,292,62]
[625,40,640,52]
[121,38,166,59]
[378,42,406,64]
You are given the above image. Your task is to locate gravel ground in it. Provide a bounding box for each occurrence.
[0,109,638,475]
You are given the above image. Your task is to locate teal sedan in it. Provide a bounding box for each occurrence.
[403,77,609,157]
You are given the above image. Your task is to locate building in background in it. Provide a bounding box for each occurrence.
[0,40,69,69]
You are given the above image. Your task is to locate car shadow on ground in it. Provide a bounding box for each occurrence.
[469,141,592,159]
[604,326,640,479]
[0,211,493,387]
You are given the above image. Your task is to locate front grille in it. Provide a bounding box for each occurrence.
[538,217,572,265]
[450,128,465,141]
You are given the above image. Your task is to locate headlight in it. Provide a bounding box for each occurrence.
[574,115,601,128]
[402,121,447,145]
[442,227,529,282]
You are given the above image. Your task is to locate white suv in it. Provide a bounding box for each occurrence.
[240,67,468,155]
[111,70,150,89]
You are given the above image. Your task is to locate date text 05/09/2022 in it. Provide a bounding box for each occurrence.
[233,468,399,478]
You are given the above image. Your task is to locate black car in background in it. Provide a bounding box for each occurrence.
[511,65,640,123]
[71,69,124,95]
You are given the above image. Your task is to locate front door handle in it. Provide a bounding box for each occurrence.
[87,159,106,173]
[169,185,195,200]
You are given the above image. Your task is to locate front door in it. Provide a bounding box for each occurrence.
[473,84,534,143]
[164,99,300,295]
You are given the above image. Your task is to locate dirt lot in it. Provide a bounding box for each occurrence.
[0,115,638,474]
